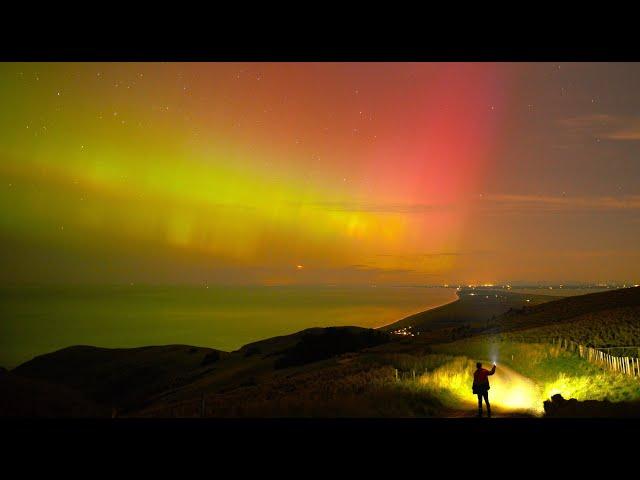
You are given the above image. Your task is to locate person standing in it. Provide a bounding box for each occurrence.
[472,362,496,417]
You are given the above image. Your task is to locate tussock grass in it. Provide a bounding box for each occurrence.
[417,357,477,407]
[137,354,449,418]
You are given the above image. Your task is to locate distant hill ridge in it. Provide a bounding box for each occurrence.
[494,286,640,332]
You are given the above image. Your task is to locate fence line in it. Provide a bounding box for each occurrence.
[551,337,640,377]
[394,368,428,381]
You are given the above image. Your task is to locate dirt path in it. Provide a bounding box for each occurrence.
[442,360,544,418]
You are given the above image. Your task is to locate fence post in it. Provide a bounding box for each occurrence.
[412,369,416,381]
[610,355,614,371]
[626,357,630,375]
[622,357,629,375]
[395,368,398,381]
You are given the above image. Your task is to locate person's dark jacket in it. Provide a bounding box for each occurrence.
[472,365,496,394]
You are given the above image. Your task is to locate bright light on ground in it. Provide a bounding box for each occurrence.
[419,357,544,415]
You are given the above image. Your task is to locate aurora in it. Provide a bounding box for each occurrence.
[1,63,639,285]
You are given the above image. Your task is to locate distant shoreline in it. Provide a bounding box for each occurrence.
[376,292,460,330]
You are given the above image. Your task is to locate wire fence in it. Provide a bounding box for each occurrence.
[496,334,640,378]
[551,337,640,377]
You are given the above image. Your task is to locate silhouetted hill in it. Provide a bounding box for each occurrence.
[273,327,389,369]
[12,344,226,411]
[6,326,391,417]
[138,326,392,408]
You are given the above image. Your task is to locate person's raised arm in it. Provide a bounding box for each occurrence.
[489,364,496,375]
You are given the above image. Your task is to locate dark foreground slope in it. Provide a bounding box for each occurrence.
[544,393,640,417]
[12,344,227,412]
[0,368,107,417]
[5,327,393,417]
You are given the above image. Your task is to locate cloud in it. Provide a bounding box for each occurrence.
[559,113,640,141]
[301,201,453,214]
[376,251,493,259]
[481,194,640,214]
[347,264,419,275]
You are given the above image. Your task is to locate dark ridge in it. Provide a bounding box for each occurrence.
[274,327,390,369]
[12,344,227,410]
[496,286,640,332]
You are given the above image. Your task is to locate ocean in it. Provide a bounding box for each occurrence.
[0,285,458,368]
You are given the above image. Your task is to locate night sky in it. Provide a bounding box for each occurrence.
[1,62,639,285]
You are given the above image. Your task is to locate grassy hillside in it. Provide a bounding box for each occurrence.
[489,286,640,333]
[6,326,396,417]
[135,350,451,418]
[0,369,108,417]
[12,344,226,411]
[434,336,640,403]
[500,306,640,348]
[132,327,392,410]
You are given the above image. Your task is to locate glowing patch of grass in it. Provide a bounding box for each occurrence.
[435,337,640,404]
